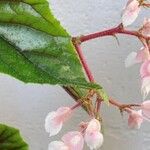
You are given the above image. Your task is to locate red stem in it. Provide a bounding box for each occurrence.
[73,43,95,82]
[80,25,120,42]
[73,41,102,115]
[109,98,141,113]
[109,98,122,107]
[143,3,150,7]
[80,24,149,43]
[109,98,131,113]
[96,98,102,113]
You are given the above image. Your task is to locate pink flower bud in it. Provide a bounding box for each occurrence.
[49,131,84,150]
[45,107,72,137]
[62,131,84,150]
[122,0,141,26]
[128,110,143,129]
[141,100,150,118]
[141,18,150,37]
[141,76,150,99]
[84,119,104,149]
[86,119,101,132]
[125,47,150,67]
[136,47,150,62]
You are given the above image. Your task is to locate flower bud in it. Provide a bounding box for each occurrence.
[122,0,141,26]
[128,110,143,129]
[84,119,104,149]
[45,107,72,137]
[141,100,150,118]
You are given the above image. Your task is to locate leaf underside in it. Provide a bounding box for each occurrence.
[0,0,100,89]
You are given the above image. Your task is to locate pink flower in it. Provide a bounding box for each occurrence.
[140,60,150,99]
[122,0,141,26]
[48,131,84,150]
[62,131,84,150]
[45,107,72,137]
[125,47,150,67]
[84,119,104,149]
[140,18,150,37]
[141,100,150,118]
[128,110,143,129]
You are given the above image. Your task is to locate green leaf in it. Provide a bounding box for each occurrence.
[0,124,29,150]
[98,89,109,104]
[0,0,100,89]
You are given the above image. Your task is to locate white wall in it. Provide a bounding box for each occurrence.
[0,0,150,150]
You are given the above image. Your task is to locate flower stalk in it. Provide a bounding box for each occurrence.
[72,40,95,82]
[75,24,149,43]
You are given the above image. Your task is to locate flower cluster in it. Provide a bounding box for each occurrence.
[122,0,150,129]
[44,101,150,149]
[124,16,150,98]
[45,106,103,150]
[125,39,150,99]
[44,0,150,149]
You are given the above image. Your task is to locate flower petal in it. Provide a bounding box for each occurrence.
[84,119,103,149]
[56,107,72,122]
[128,110,143,129]
[125,52,138,67]
[85,131,104,150]
[86,119,101,133]
[45,111,63,137]
[122,0,140,26]
[141,18,150,37]
[125,47,150,68]
[140,61,150,78]
[48,141,69,150]
[141,100,150,118]
[140,61,150,99]
[141,77,150,99]
[62,131,84,150]
[136,47,150,62]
